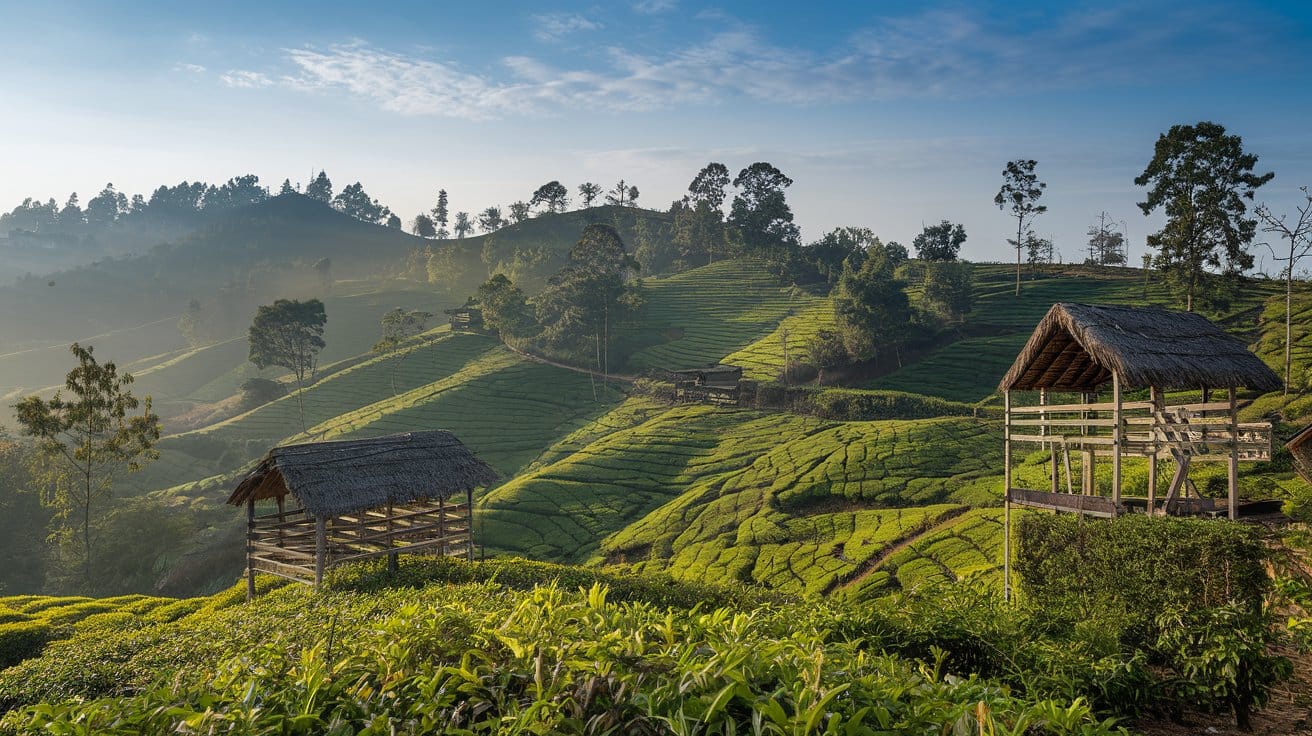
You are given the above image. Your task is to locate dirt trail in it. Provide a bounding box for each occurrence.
[830,507,970,595]
[503,343,639,384]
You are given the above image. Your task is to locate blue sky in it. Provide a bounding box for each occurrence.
[3,0,1311,267]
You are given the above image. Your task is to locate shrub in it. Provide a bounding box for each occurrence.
[238,377,286,409]
[0,620,52,669]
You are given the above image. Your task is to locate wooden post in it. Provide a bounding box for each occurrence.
[387,501,398,573]
[314,517,327,590]
[1112,372,1123,512]
[1228,386,1239,521]
[1003,389,1012,603]
[1041,389,1058,493]
[246,499,256,602]
[439,497,447,557]
[466,487,475,562]
[1149,386,1162,515]
[276,496,285,548]
[1081,391,1094,498]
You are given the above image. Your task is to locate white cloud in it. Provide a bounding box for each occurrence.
[219,4,1287,120]
[220,70,274,89]
[174,63,206,74]
[532,13,602,41]
[632,0,676,14]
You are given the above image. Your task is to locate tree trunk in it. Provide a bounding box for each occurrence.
[1286,249,1294,395]
[83,470,93,587]
[1014,219,1023,297]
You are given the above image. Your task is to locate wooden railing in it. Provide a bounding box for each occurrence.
[1007,401,1271,461]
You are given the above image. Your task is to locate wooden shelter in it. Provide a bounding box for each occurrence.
[1288,423,1312,485]
[227,430,496,598]
[997,303,1282,599]
[446,306,485,333]
[671,364,742,405]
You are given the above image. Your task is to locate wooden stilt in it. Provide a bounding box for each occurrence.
[1228,387,1239,520]
[246,499,256,601]
[1003,390,1012,603]
[387,501,398,573]
[466,487,475,562]
[1149,386,1162,515]
[439,497,446,557]
[1042,389,1058,493]
[1112,373,1123,513]
[314,517,327,590]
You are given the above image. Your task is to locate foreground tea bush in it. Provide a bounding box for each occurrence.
[1,579,1127,735]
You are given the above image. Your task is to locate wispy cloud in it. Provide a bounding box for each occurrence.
[220,4,1287,119]
[220,70,274,88]
[633,0,676,14]
[532,12,602,41]
[174,63,206,74]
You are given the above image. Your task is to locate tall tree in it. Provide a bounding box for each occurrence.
[530,181,569,213]
[333,182,389,223]
[412,213,437,238]
[995,159,1048,296]
[478,206,505,233]
[453,211,473,238]
[247,299,327,430]
[913,221,966,261]
[1025,233,1054,273]
[688,162,731,212]
[477,274,537,340]
[804,227,878,284]
[1135,121,1273,311]
[12,344,160,588]
[386,213,402,229]
[729,162,800,254]
[921,261,975,323]
[1087,212,1127,265]
[578,182,602,208]
[604,180,632,207]
[279,178,296,196]
[432,189,450,238]
[372,308,433,395]
[305,171,333,203]
[1256,187,1312,394]
[834,243,911,365]
[508,201,532,224]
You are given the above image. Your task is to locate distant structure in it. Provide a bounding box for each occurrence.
[997,303,1282,598]
[227,430,496,599]
[1287,423,1312,486]
[671,364,743,405]
[446,306,485,333]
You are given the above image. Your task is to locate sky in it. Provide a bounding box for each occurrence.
[2,0,1311,266]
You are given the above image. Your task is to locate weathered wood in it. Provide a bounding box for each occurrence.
[314,517,327,590]
[1112,372,1123,508]
[246,499,256,602]
[248,541,318,560]
[1009,488,1119,517]
[1229,387,1239,521]
[1011,400,1153,414]
[330,533,473,564]
[1003,390,1012,603]
[1008,434,1116,445]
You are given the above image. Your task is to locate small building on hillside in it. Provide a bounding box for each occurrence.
[996,303,1282,597]
[671,364,743,405]
[446,306,485,333]
[227,430,496,598]
[1287,423,1312,485]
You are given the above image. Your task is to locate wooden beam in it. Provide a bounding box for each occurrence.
[1229,387,1239,521]
[246,499,256,602]
[1004,390,1012,603]
[314,517,327,590]
[1112,371,1122,511]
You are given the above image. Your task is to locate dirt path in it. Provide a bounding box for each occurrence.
[503,343,639,384]
[830,506,970,595]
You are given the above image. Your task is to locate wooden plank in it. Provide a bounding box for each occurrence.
[251,555,317,579]
[1009,434,1116,445]
[329,533,472,564]
[1011,418,1118,427]
[1011,401,1152,414]
[248,541,317,561]
[1007,488,1118,517]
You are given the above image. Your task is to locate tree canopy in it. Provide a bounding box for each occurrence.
[913,221,966,261]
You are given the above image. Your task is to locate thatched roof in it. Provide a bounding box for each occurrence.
[227,430,497,517]
[998,303,1282,392]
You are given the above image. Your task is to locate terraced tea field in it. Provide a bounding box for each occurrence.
[618,260,818,373]
[866,334,1029,402]
[722,295,837,381]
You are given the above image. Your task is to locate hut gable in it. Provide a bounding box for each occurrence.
[1288,423,1312,483]
[227,430,497,518]
[998,303,1282,392]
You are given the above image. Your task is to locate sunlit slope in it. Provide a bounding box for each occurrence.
[618,259,819,373]
[722,295,837,381]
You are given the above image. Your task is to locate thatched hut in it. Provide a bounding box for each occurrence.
[997,303,1280,598]
[1288,423,1312,485]
[671,364,743,405]
[446,306,484,333]
[228,430,496,598]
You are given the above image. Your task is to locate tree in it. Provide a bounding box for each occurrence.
[604,180,632,207]
[1256,187,1312,394]
[0,434,47,593]
[508,201,531,224]
[412,213,437,238]
[530,181,569,214]
[478,206,505,233]
[578,182,602,208]
[922,261,975,323]
[913,221,966,261]
[688,163,731,212]
[85,183,127,227]
[432,189,450,238]
[477,274,537,340]
[60,192,82,224]
[834,244,911,365]
[386,213,402,229]
[177,299,204,348]
[1025,233,1054,273]
[313,257,332,293]
[806,329,849,384]
[371,308,433,395]
[305,171,333,203]
[247,299,327,430]
[333,182,389,224]
[12,344,160,588]
[804,227,875,284]
[995,159,1048,296]
[279,178,296,196]
[453,211,473,238]
[1135,121,1273,311]
[1087,212,1127,265]
[729,162,800,254]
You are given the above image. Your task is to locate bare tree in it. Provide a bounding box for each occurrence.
[1256,187,1312,394]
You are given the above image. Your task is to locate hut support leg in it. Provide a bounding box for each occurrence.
[466,487,475,562]
[314,517,327,590]
[439,497,446,557]
[1003,390,1012,604]
[1042,390,1058,493]
[1112,372,1123,513]
[1162,452,1191,515]
[1149,387,1162,515]
[1228,387,1239,521]
[387,502,398,573]
[1081,392,1094,502]
[246,499,256,602]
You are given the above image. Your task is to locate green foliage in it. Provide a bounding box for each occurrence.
[247,298,327,386]
[475,274,537,340]
[921,260,975,323]
[0,620,51,670]
[834,243,911,362]
[238,376,286,409]
[0,573,1128,735]
[912,220,967,262]
[729,162,800,259]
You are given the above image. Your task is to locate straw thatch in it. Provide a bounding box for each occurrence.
[1288,423,1312,483]
[998,303,1282,392]
[227,430,497,517]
